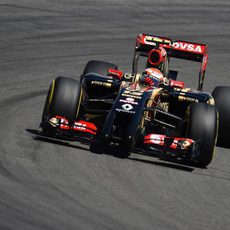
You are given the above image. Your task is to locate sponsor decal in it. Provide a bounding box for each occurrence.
[73,120,97,135]
[170,138,194,150]
[149,134,165,145]
[144,36,171,46]
[169,80,184,89]
[119,98,138,105]
[126,97,134,102]
[144,40,156,46]
[123,90,143,96]
[49,117,58,126]
[122,93,142,99]
[131,92,143,96]
[74,122,86,127]
[115,103,135,114]
[108,69,123,79]
[91,81,112,88]
[116,108,135,114]
[140,34,205,54]
[121,104,133,111]
[49,116,69,130]
[178,96,199,103]
[172,42,203,53]
[144,134,194,150]
[179,139,193,150]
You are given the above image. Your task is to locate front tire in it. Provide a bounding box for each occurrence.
[42,76,82,128]
[186,103,218,167]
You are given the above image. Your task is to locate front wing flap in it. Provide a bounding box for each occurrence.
[42,116,97,141]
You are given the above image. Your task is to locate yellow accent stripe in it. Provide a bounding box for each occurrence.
[48,80,55,107]
[213,109,219,159]
[207,97,215,105]
[76,87,83,118]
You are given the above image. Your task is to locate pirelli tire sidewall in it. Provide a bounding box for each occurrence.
[42,76,82,125]
[42,79,55,124]
[187,103,218,167]
[212,86,230,147]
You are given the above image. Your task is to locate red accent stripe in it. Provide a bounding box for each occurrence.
[170,80,184,89]
[108,69,123,79]
[54,116,97,135]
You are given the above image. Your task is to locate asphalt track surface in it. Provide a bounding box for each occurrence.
[0,0,230,229]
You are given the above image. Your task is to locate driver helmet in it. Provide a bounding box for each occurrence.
[146,47,169,77]
[140,67,164,87]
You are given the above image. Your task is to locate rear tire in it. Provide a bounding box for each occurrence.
[42,76,82,126]
[212,86,230,147]
[186,103,218,167]
[82,60,118,76]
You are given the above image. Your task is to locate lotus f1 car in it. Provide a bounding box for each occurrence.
[40,34,230,167]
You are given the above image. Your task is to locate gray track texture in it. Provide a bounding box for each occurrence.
[0,0,230,229]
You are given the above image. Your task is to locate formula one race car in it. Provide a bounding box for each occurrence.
[40,34,230,167]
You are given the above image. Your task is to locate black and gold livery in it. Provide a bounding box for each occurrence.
[40,35,230,168]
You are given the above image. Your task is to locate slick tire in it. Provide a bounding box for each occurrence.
[42,76,82,126]
[212,86,230,147]
[187,103,218,167]
[82,60,118,76]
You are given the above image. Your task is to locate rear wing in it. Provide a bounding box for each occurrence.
[133,34,208,90]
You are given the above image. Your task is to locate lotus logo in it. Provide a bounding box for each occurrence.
[121,104,133,111]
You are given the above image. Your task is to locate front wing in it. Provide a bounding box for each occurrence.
[40,115,198,162]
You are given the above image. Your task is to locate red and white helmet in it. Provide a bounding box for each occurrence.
[147,47,168,76]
